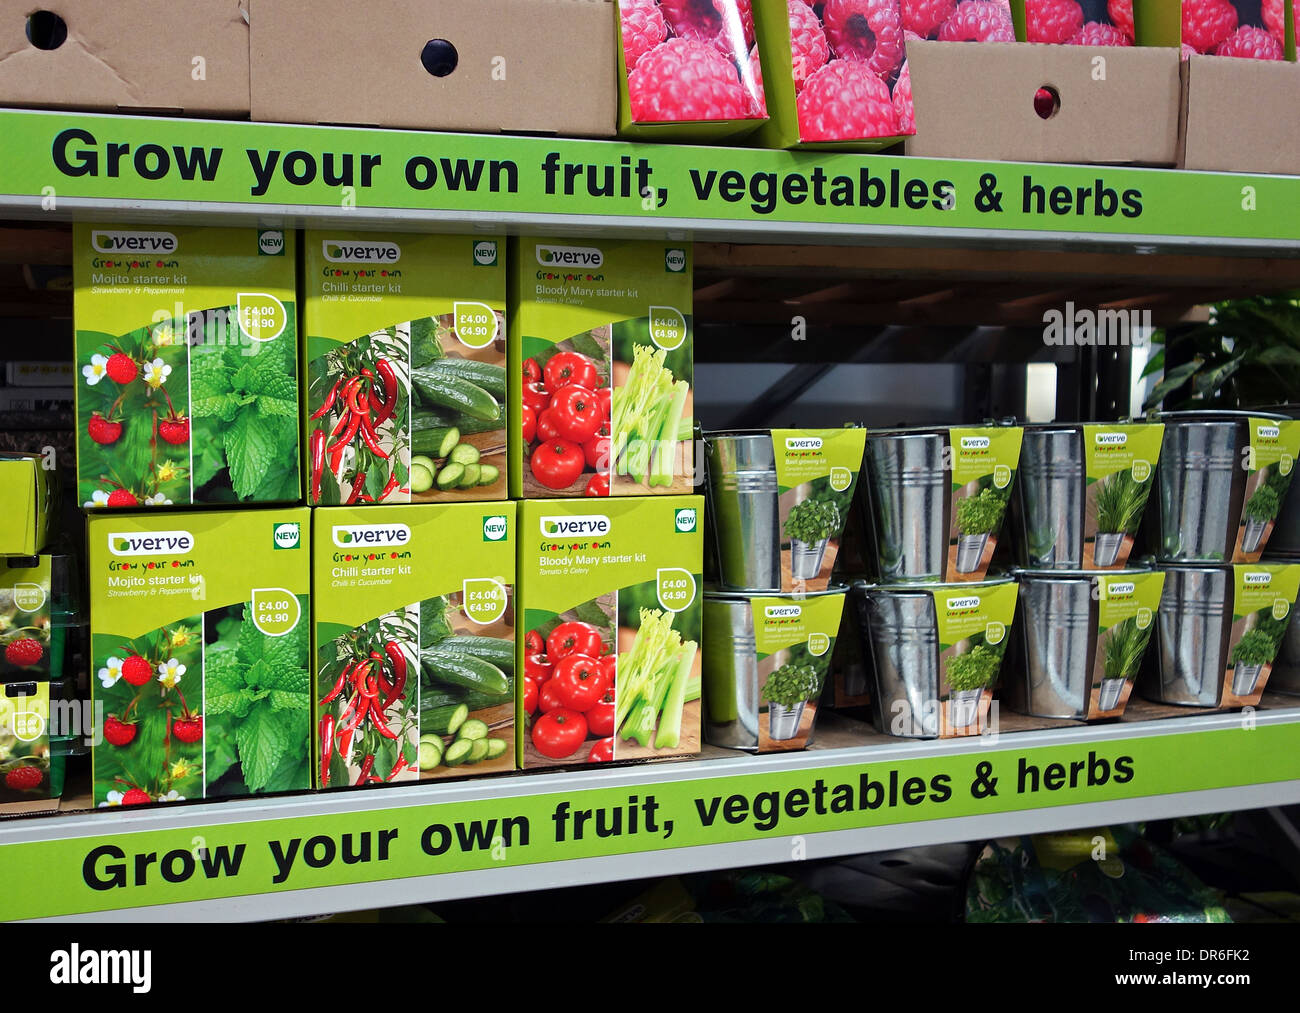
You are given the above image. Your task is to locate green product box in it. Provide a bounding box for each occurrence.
[1089,570,1166,719]
[311,503,517,788]
[509,237,694,498]
[934,580,1018,737]
[87,508,312,806]
[73,224,300,510]
[303,232,507,508]
[1224,563,1300,706]
[0,452,56,555]
[1082,423,1163,570]
[518,496,703,768]
[1235,418,1300,562]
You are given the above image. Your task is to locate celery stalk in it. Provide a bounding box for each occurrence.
[684,672,701,704]
[651,380,689,487]
[654,642,697,750]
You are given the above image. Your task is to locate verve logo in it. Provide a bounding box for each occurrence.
[332,523,411,548]
[536,244,603,268]
[541,514,610,537]
[323,240,401,263]
[108,530,193,556]
[92,230,178,254]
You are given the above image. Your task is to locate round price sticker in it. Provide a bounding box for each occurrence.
[656,568,696,613]
[250,587,300,636]
[648,306,687,351]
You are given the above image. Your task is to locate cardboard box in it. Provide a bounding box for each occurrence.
[0,1,249,116]
[1181,56,1300,173]
[312,503,517,787]
[904,39,1181,164]
[87,508,312,806]
[304,232,507,507]
[251,0,616,137]
[0,453,56,556]
[509,237,694,498]
[73,224,300,510]
[517,496,703,768]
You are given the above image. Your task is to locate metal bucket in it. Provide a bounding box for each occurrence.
[864,430,947,583]
[790,537,829,580]
[1152,411,1287,561]
[767,701,806,740]
[1232,662,1263,697]
[1143,565,1230,707]
[955,533,989,573]
[705,432,781,591]
[1270,607,1300,696]
[1098,677,1126,712]
[1009,570,1098,720]
[1017,426,1084,568]
[1093,532,1125,568]
[949,689,983,728]
[702,587,846,751]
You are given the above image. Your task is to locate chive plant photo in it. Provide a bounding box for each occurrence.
[1096,616,1152,714]
[1090,470,1149,567]
[1241,475,1283,554]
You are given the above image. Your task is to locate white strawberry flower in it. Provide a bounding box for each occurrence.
[98,790,124,808]
[98,656,124,688]
[157,658,185,688]
[84,490,110,508]
[143,357,172,389]
[144,493,172,506]
[158,789,185,803]
[82,354,109,386]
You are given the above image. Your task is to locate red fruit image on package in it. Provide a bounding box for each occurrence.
[1181,0,1290,60]
[1026,0,1132,47]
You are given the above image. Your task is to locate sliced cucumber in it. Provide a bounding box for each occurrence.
[477,464,500,486]
[466,738,490,764]
[457,718,489,741]
[417,740,442,771]
[443,738,474,768]
[423,703,468,736]
[457,463,481,488]
[436,462,465,489]
[485,738,508,760]
[411,454,438,473]
[449,443,481,466]
[410,462,435,494]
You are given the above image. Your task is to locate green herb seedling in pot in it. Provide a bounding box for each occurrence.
[783,499,841,545]
[1094,470,1148,537]
[1232,628,1278,668]
[760,662,822,708]
[946,644,1002,693]
[956,488,1007,537]
[1103,617,1149,683]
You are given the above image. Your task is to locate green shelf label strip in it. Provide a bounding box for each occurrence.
[0,110,1296,243]
[3,721,1298,920]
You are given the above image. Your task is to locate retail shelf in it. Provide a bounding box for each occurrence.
[0,109,1297,252]
[3,705,1299,922]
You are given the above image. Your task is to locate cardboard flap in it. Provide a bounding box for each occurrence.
[1181,56,1300,173]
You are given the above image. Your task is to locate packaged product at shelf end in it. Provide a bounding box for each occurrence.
[0,451,57,556]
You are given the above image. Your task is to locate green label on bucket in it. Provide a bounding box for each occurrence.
[1235,419,1300,562]
[1083,423,1164,569]
[772,428,866,593]
[950,427,1024,490]
[934,582,1018,737]
[1091,570,1167,716]
[751,592,847,659]
[1224,563,1300,705]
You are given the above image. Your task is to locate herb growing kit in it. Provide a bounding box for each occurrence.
[87,508,312,806]
[312,504,516,788]
[74,224,300,510]
[517,496,704,768]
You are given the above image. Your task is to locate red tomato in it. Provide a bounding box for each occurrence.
[523,676,539,716]
[549,385,602,443]
[584,435,610,472]
[538,679,565,714]
[596,386,612,418]
[547,621,604,661]
[531,439,585,490]
[585,473,609,497]
[544,351,598,393]
[552,654,608,712]
[533,708,588,759]
[587,688,615,737]
[536,410,560,442]
[525,629,545,655]
[522,380,550,414]
[588,737,614,763]
[520,404,536,445]
[524,652,553,685]
[598,654,617,685]
[523,358,541,384]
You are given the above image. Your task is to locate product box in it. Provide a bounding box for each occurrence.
[905,0,1182,164]
[1179,1,1299,172]
[0,1,249,116]
[1223,563,1300,706]
[0,681,56,813]
[1081,423,1163,568]
[509,237,694,498]
[750,0,913,148]
[1235,418,1299,563]
[518,496,703,768]
[313,504,515,787]
[87,508,312,806]
[617,0,767,139]
[0,556,55,682]
[0,453,56,556]
[1087,569,1164,718]
[73,224,300,510]
[702,587,846,752]
[304,232,507,507]
[251,0,615,136]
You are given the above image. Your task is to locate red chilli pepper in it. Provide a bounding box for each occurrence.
[345,471,367,505]
[329,443,344,478]
[381,641,407,710]
[374,359,399,426]
[310,377,342,420]
[320,660,354,706]
[355,754,375,786]
[343,376,364,415]
[379,471,401,502]
[359,414,390,459]
[385,755,407,781]
[354,661,375,699]
[368,696,400,740]
[337,725,355,764]
[319,714,334,785]
[327,411,363,457]
[309,429,327,503]
[341,694,366,735]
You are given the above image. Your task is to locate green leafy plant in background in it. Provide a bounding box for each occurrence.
[1142,295,1300,411]
[190,304,300,502]
[947,643,1003,692]
[204,597,311,796]
[1094,470,1149,535]
[956,486,1008,537]
[784,497,841,544]
[1254,611,1290,652]
[1103,617,1151,682]
[1231,628,1278,668]
[1244,483,1281,523]
[761,662,822,708]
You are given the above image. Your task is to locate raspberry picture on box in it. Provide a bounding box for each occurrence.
[618,0,766,130]
[1025,0,1130,46]
[1175,0,1290,59]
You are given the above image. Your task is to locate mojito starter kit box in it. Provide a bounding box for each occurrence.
[518,496,703,768]
[509,237,694,498]
[313,504,516,788]
[0,452,56,556]
[304,231,507,507]
[88,508,312,806]
[0,558,59,813]
[74,224,300,510]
